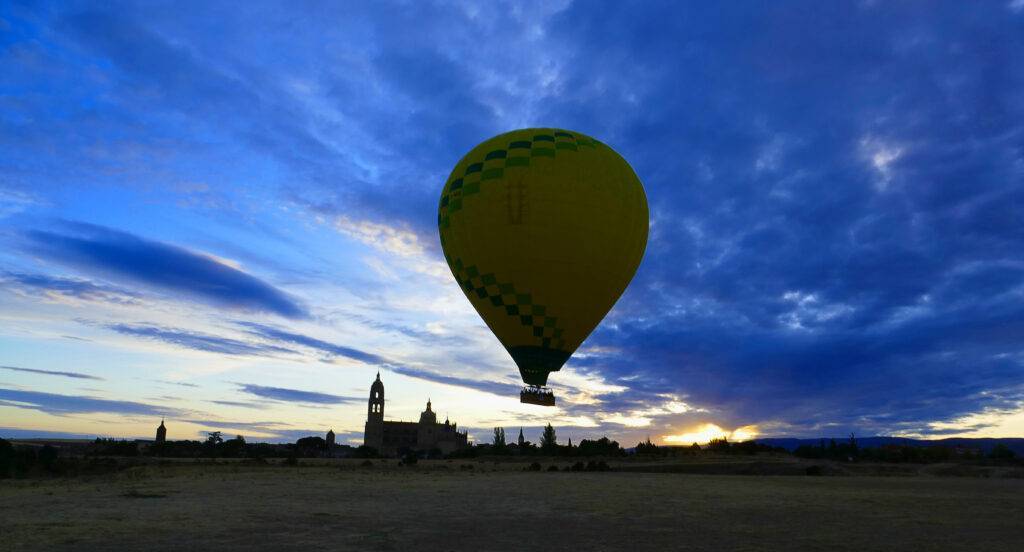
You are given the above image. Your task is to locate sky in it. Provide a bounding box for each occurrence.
[1,0,1023,446]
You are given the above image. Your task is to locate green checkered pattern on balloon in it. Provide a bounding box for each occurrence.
[447,257,566,350]
[437,131,600,230]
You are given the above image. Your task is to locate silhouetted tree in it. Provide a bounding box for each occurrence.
[0,438,14,478]
[707,437,731,453]
[37,445,59,472]
[492,427,506,449]
[577,437,624,457]
[296,436,327,457]
[540,423,557,453]
[221,435,246,457]
[989,443,1016,460]
[206,431,224,445]
[636,437,659,455]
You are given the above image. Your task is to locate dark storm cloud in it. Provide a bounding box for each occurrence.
[0,388,182,417]
[21,222,306,318]
[236,322,385,364]
[1,365,104,381]
[102,323,296,357]
[236,383,361,405]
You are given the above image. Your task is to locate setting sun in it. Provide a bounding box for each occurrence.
[662,424,760,445]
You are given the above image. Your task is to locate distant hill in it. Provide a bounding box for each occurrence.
[756,436,1024,456]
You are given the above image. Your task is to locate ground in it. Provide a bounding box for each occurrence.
[1,458,1022,551]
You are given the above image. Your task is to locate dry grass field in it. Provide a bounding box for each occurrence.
[2,459,1023,551]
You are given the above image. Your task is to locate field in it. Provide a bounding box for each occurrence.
[2,458,1023,551]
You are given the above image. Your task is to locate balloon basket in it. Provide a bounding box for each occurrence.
[520,386,556,407]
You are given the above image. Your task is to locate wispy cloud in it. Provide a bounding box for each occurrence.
[207,400,266,409]
[21,222,306,318]
[0,388,182,417]
[155,380,200,388]
[1,365,104,381]
[2,272,141,305]
[0,427,100,440]
[389,365,522,397]
[236,383,361,405]
[182,419,289,432]
[236,322,386,364]
[103,323,296,357]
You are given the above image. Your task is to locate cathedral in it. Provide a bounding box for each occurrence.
[363,372,469,456]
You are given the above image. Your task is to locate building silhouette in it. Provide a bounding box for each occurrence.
[155,419,166,443]
[326,429,335,448]
[363,372,468,456]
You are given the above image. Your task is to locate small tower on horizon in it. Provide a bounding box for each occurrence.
[518,427,525,447]
[155,418,167,444]
[326,429,335,448]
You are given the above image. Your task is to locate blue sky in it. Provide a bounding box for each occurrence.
[2,0,1023,445]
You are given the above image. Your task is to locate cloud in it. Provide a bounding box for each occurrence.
[236,383,361,405]
[0,427,100,440]
[340,312,469,346]
[2,272,141,305]
[182,419,290,432]
[0,388,182,417]
[236,322,385,364]
[102,323,297,357]
[207,400,267,409]
[155,380,200,388]
[1,365,104,381]
[21,222,305,318]
[388,365,522,397]
[2,2,1023,440]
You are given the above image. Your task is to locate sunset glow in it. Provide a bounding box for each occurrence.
[662,424,760,445]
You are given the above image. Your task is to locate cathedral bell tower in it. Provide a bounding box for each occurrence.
[364,372,385,451]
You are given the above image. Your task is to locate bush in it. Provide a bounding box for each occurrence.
[400,453,418,466]
[353,445,379,459]
[526,462,542,471]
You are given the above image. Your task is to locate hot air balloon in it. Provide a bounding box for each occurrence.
[438,128,648,406]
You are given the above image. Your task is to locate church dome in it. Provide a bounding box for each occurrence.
[419,399,437,424]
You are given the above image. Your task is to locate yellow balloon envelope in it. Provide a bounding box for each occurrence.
[438,128,648,391]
